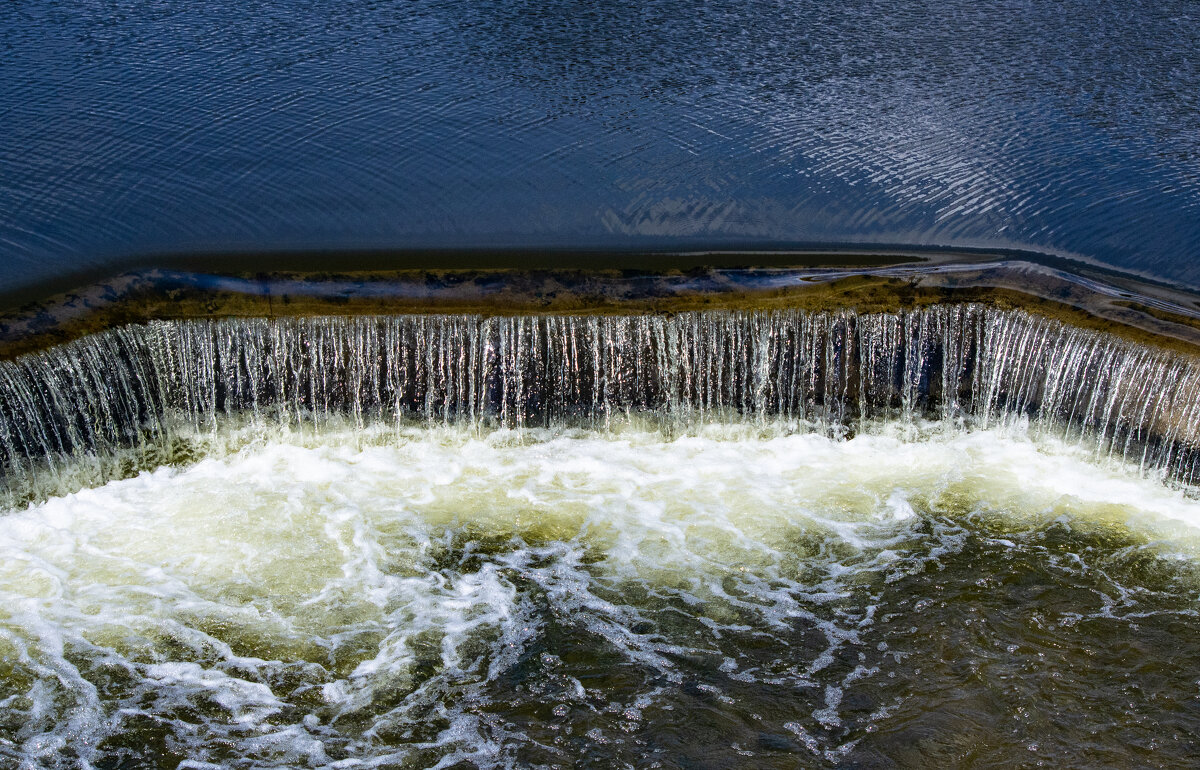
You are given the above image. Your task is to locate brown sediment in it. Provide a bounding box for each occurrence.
[4,258,1200,360]
[1111,299,1200,331]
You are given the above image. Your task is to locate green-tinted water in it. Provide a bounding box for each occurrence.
[3,423,1199,767]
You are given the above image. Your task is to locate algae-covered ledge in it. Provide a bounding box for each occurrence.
[4,257,1200,360]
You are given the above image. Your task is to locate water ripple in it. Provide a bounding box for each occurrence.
[0,0,1198,289]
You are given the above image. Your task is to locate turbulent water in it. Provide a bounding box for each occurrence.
[3,423,1200,768]
[5,306,1200,766]
[5,305,1200,506]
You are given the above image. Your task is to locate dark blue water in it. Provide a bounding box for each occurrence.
[2,0,1198,295]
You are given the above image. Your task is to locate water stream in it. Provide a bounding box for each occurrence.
[4,305,1200,506]
[4,305,1200,767]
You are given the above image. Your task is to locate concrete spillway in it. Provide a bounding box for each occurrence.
[3,304,1200,504]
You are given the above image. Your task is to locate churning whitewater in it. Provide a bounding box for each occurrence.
[3,423,1200,768]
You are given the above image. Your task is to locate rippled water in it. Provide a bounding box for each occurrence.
[3,422,1200,767]
[2,1,1199,292]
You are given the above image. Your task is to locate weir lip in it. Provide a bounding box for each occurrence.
[5,254,1200,361]
[5,258,1200,506]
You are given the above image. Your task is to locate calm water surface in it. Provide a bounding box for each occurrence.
[1,0,1198,291]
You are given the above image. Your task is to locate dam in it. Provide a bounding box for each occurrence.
[3,0,1199,765]
[3,265,1200,767]
[6,301,1200,506]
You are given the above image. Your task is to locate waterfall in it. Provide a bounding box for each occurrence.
[3,304,1200,505]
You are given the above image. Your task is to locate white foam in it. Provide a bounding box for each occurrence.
[2,422,1200,764]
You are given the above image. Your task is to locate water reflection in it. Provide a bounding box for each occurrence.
[1,1,1198,290]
